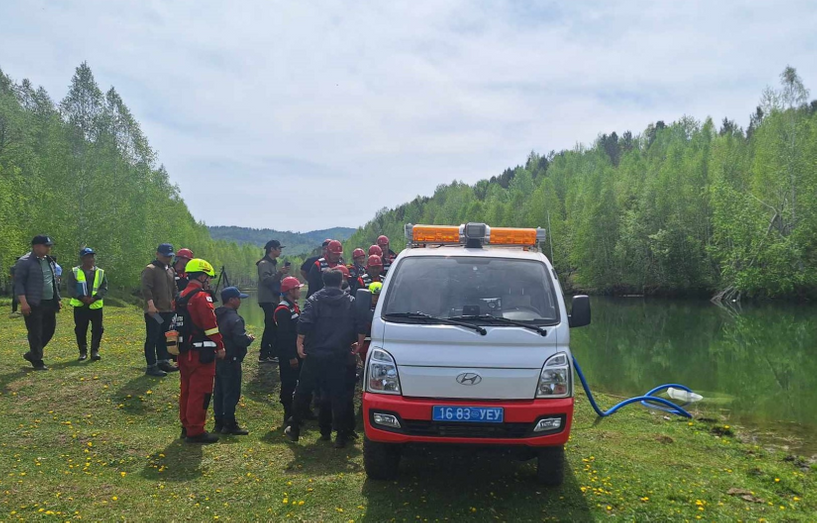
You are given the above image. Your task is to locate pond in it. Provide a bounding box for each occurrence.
[234,291,817,453]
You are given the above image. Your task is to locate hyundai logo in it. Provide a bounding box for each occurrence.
[456,372,482,385]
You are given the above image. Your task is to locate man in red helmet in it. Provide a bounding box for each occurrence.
[357,255,384,290]
[368,244,383,258]
[348,248,366,293]
[300,240,331,280]
[173,248,194,293]
[274,276,304,423]
[377,236,397,275]
[306,240,342,298]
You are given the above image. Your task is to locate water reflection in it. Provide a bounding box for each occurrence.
[572,297,817,447]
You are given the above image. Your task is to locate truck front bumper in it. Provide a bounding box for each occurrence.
[363,393,573,446]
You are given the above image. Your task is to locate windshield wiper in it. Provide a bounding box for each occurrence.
[448,314,548,337]
[384,312,487,335]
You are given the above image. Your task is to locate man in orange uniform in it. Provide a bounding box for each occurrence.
[174,258,226,444]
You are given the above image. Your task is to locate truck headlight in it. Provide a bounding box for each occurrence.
[536,352,571,398]
[366,348,401,395]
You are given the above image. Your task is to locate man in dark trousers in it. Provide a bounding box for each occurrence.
[274,276,304,423]
[14,235,61,371]
[306,240,343,298]
[141,243,179,377]
[285,269,361,448]
[214,286,255,435]
[257,240,288,364]
[65,247,108,361]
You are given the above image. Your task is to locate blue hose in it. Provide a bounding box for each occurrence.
[572,356,693,418]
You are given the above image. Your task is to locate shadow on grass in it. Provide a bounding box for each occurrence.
[243,361,281,404]
[260,421,364,477]
[360,447,592,521]
[141,438,204,482]
[115,375,166,415]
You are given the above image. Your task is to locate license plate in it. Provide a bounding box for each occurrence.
[432,406,504,423]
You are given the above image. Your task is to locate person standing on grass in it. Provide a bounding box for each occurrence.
[141,243,179,377]
[257,239,288,364]
[213,286,255,435]
[14,235,61,371]
[274,276,305,423]
[9,257,22,317]
[65,247,108,362]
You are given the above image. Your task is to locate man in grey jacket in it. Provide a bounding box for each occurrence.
[256,240,288,364]
[14,235,61,371]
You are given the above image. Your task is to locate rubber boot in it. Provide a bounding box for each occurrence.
[185,431,219,444]
[213,417,225,434]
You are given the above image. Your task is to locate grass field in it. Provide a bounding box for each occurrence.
[0,301,814,522]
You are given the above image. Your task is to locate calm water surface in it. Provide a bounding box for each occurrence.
[237,292,817,451]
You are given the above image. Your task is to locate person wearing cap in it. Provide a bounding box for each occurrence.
[213,287,255,435]
[300,240,331,281]
[14,235,61,370]
[376,235,397,275]
[257,239,288,364]
[173,248,195,293]
[348,248,367,293]
[306,240,343,299]
[65,247,108,361]
[285,269,363,448]
[274,276,305,424]
[141,243,180,377]
[357,255,384,290]
[176,258,226,444]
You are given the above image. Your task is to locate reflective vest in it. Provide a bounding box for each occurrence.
[69,267,105,309]
[358,272,383,289]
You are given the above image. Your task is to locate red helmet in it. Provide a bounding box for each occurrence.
[280,276,304,293]
[176,248,194,260]
[327,240,343,255]
[368,245,383,257]
[333,265,350,278]
[377,235,390,247]
[367,255,383,267]
[352,248,366,259]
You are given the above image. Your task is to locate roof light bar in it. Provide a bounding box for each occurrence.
[406,222,546,247]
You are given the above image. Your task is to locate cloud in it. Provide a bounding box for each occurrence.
[1,0,816,230]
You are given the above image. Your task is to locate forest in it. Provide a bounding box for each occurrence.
[0,63,262,291]
[348,67,817,300]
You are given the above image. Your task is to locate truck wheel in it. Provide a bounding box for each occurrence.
[363,437,401,480]
[535,445,565,486]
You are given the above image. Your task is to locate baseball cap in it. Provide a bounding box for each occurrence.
[32,235,54,246]
[157,243,175,256]
[265,239,285,251]
[221,286,249,302]
[79,247,96,257]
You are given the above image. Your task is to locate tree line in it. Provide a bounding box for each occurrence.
[0,63,262,293]
[348,67,817,300]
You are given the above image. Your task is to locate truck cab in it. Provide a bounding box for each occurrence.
[358,222,590,485]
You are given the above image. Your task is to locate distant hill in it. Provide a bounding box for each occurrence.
[208,226,357,255]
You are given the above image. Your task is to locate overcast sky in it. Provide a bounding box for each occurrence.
[1,1,815,232]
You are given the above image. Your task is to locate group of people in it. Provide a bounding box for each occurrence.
[10,232,397,449]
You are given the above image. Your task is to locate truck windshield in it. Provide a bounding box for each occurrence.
[382,256,560,325]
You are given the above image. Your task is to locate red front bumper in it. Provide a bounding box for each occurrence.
[363,393,573,446]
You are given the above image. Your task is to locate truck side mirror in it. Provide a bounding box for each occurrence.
[355,288,373,326]
[568,295,591,328]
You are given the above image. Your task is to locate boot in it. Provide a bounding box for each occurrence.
[145,365,167,377]
[222,422,249,436]
[158,360,179,373]
[319,432,332,442]
[90,350,101,361]
[213,417,225,434]
[284,424,299,442]
[185,431,219,444]
[78,350,88,361]
[334,433,348,449]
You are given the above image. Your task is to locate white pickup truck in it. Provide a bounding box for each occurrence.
[356,222,590,485]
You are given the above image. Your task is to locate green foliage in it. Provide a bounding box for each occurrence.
[208,226,356,255]
[348,68,817,299]
[0,63,259,291]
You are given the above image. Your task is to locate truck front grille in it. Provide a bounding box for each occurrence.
[402,420,531,439]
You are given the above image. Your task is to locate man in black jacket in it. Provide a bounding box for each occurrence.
[274,276,305,424]
[285,269,361,448]
[213,287,255,435]
[14,235,61,370]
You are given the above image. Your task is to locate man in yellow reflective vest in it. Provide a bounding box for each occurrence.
[65,247,108,361]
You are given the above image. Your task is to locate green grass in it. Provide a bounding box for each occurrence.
[0,301,813,522]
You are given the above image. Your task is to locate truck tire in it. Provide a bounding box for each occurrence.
[363,437,401,480]
[535,445,565,486]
